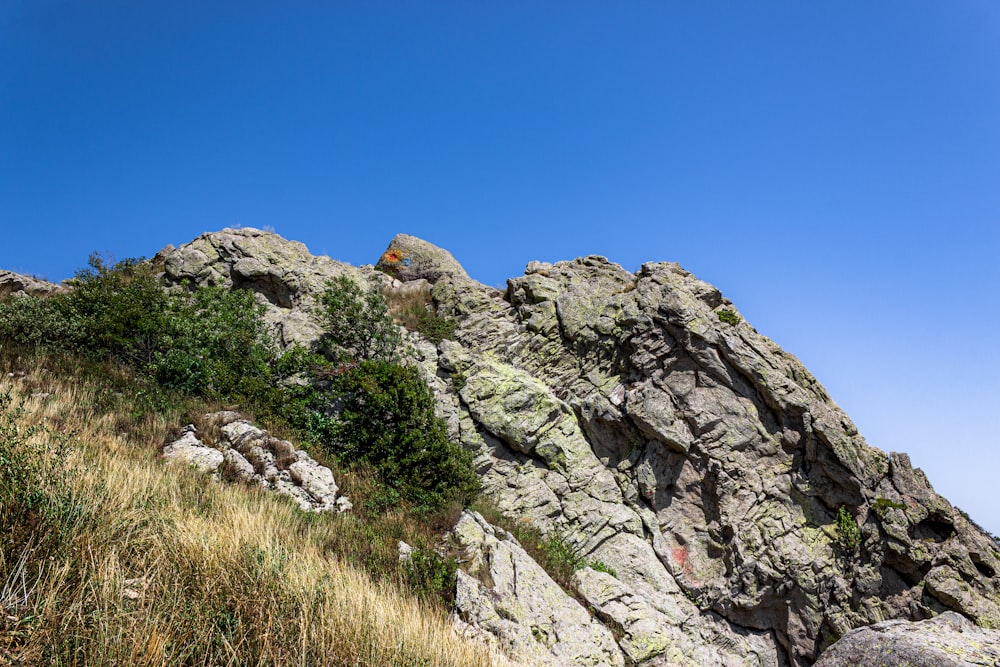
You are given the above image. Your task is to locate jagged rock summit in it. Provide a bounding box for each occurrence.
[152,229,1000,665]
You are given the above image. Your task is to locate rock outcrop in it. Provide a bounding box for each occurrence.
[162,411,351,513]
[451,510,625,667]
[813,611,1000,666]
[410,248,1000,665]
[147,228,1000,665]
[155,227,374,347]
[0,270,64,297]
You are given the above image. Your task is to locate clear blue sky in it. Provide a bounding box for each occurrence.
[2,2,998,534]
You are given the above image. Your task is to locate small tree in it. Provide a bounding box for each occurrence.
[318,275,401,363]
[66,253,169,364]
[328,360,480,510]
[154,286,278,398]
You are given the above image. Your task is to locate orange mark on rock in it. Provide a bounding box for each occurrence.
[380,249,403,264]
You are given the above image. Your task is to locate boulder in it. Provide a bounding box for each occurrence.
[376,233,470,283]
[814,612,1000,666]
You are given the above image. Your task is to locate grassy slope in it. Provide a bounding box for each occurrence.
[0,360,497,667]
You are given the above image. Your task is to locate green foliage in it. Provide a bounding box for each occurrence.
[325,360,480,511]
[414,309,458,344]
[318,275,401,362]
[835,506,861,552]
[589,560,618,578]
[873,497,906,512]
[1,254,481,521]
[0,256,298,415]
[0,253,167,361]
[717,308,740,326]
[538,531,586,581]
[403,547,458,606]
[0,294,82,350]
[68,254,170,364]
[153,286,278,399]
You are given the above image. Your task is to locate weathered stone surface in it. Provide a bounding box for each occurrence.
[376,233,470,283]
[162,430,224,473]
[814,612,1000,666]
[161,413,349,512]
[0,270,65,297]
[420,243,1000,666]
[451,511,625,667]
[573,567,780,666]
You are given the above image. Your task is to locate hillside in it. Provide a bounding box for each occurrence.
[2,227,999,666]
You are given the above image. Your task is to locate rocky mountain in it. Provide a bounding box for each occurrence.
[91,228,1000,664]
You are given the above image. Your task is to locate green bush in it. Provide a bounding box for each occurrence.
[1,256,480,518]
[325,360,479,511]
[403,546,458,606]
[0,255,299,414]
[318,275,401,363]
[66,254,170,364]
[154,286,279,399]
[717,308,740,326]
[835,506,861,552]
[0,294,83,350]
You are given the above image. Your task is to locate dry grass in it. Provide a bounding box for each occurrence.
[0,372,496,666]
[384,283,435,332]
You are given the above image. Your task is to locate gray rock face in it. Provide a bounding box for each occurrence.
[417,249,1000,665]
[814,612,1000,666]
[162,430,224,473]
[451,511,625,667]
[0,270,65,297]
[162,412,350,513]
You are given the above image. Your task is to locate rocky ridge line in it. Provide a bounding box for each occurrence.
[148,228,1000,666]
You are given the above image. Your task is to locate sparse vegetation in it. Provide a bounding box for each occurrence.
[717,308,740,326]
[384,282,458,344]
[873,497,907,512]
[589,560,618,578]
[472,502,587,594]
[836,505,862,552]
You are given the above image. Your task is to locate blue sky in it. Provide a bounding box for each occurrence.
[2,2,998,534]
